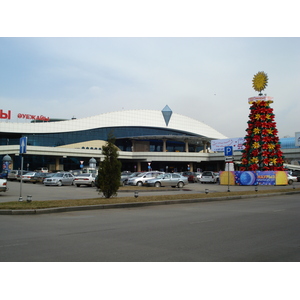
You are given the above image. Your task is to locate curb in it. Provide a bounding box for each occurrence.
[1,190,299,215]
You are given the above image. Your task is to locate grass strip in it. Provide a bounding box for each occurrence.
[0,188,299,210]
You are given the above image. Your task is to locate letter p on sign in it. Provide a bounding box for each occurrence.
[224,146,233,156]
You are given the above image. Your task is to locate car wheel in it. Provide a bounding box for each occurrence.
[154,182,161,188]
[91,182,95,187]
[177,181,184,188]
[288,179,293,185]
[137,181,143,186]
[76,184,80,187]
[57,181,62,186]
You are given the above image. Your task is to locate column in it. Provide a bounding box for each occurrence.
[162,139,167,152]
[185,139,189,152]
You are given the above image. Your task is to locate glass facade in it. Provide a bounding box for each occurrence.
[1,126,202,149]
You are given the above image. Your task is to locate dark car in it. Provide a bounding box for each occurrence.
[30,172,54,184]
[181,171,198,183]
[0,170,9,179]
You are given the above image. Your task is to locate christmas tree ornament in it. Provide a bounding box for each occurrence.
[239,72,284,171]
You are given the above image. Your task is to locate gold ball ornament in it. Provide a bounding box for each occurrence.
[252,71,268,93]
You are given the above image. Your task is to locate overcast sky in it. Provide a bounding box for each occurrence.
[1,3,299,140]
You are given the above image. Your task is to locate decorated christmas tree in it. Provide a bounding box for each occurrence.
[240,72,285,171]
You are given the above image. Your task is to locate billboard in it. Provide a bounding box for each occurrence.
[220,171,288,186]
[295,132,300,147]
[211,137,245,152]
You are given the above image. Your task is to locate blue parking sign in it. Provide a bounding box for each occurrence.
[224,146,233,156]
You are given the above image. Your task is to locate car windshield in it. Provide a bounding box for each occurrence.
[45,173,55,178]
[156,174,164,179]
[202,172,212,176]
[54,173,63,177]
[136,173,145,177]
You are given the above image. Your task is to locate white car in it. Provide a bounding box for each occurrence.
[287,173,297,185]
[200,171,218,183]
[19,172,37,182]
[0,178,7,192]
[74,173,96,187]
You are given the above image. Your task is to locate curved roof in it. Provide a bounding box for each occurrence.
[0,109,227,140]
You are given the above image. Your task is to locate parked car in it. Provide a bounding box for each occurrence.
[181,171,198,183]
[290,170,300,182]
[30,172,54,184]
[35,167,48,173]
[121,172,141,186]
[19,172,37,182]
[43,172,74,186]
[0,170,9,179]
[199,171,218,183]
[287,173,297,185]
[16,171,28,181]
[127,171,164,186]
[195,172,202,182]
[74,173,96,187]
[213,172,220,183]
[0,178,7,192]
[8,170,21,181]
[69,169,83,176]
[145,173,188,188]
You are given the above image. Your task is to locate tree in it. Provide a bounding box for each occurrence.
[97,133,121,198]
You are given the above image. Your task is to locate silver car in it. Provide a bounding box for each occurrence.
[43,172,74,186]
[145,173,188,188]
[127,171,164,186]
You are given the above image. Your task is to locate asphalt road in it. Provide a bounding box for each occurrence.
[1,193,299,262]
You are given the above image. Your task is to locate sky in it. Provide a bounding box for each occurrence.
[1,2,299,141]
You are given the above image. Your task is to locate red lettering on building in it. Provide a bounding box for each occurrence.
[0,110,11,119]
[1,110,50,121]
[17,113,50,122]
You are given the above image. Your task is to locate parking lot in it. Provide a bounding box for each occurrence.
[1,180,299,203]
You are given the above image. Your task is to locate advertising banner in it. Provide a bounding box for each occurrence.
[295,132,300,147]
[211,138,245,152]
[220,171,288,186]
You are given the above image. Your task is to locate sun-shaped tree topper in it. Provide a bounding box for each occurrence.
[252,71,268,94]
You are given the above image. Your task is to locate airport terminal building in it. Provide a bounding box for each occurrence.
[1,106,299,173]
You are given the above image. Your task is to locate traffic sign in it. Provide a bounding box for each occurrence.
[20,137,27,154]
[225,156,233,162]
[224,146,233,156]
